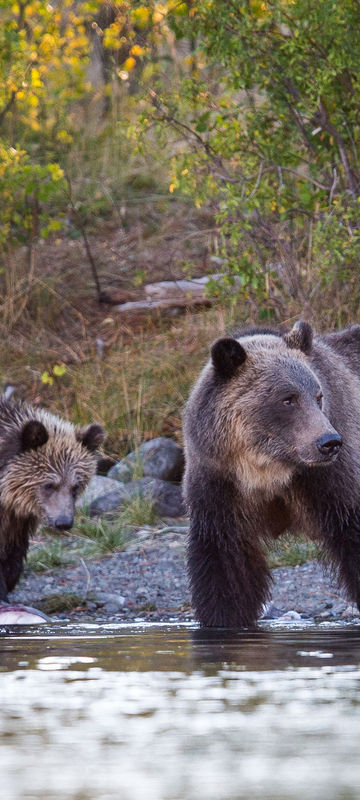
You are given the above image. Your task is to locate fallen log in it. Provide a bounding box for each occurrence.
[114,274,224,314]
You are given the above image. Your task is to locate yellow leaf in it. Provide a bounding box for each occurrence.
[132,7,150,27]
[53,364,66,377]
[31,68,42,88]
[57,130,73,143]
[169,183,176,193]
[41,371,53,386]
[130,44,145,57]
[124,56,136,72]
[28,95,39,106]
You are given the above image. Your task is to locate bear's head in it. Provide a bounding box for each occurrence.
[0,410,105,528]
[187,321,342,492]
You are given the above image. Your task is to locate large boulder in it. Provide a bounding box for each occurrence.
[77,475,127,509]
[108,437,184,484]
[90,477,185,518]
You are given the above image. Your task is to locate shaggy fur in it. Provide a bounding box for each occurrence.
[0,399,105,600]
[183,321,360,627]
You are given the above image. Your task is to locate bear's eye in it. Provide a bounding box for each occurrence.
[282,395,298,406]
[71,484,80,498]
[44,482,58,492]
[316,392,323,407]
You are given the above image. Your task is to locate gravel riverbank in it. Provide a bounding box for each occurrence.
[8,525,360,624]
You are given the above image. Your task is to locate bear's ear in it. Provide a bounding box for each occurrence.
[211,337,247,380]
[21,420,49,452]
[284,321,313,355]
[77,423,106,452]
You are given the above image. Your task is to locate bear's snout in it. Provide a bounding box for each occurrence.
[53,513,74,531]
[316,432,342,459]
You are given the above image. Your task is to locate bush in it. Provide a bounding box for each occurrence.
[142,0,360,320]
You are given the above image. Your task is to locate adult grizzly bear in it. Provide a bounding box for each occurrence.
[0,398,105,600]
[183,321,360,627]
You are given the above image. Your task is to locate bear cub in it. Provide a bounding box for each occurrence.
[183,321,360,627]
[0,398,105,600]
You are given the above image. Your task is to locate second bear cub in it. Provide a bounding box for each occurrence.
[0,398,105,600]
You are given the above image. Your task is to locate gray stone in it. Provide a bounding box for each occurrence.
[123,478,186,517]
[90,476,186,518]
[77,475,126,510]
[95,592,126,609]
[108,437,184,484]
[89,488,128,515]
[107,460,133,483]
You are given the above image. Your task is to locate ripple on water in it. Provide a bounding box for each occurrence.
[1,623,360,800]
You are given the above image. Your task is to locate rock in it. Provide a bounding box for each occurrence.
[89,488,128,515]
[90,477,186,518]
[261,604,283,620]
[278,610,302,621]
[123,477,186,517]
[77,475,127,509]
[107,460,133,484]
[95,592,126,609]
[108,437,184,483]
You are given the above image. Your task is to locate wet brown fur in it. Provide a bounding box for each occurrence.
[0,399,105,600]
[184,322,360,627]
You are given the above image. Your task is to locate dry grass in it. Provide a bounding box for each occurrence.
[268,534,319,568]
[0,285,239,455]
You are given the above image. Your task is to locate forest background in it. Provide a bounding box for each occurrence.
[1,0,360,458]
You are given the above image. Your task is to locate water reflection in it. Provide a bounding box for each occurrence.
[1,623,360,799]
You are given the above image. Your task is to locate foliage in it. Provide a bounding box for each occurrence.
[139,0,360,315]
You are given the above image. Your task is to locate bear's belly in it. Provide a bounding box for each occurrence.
[266,497,292,539]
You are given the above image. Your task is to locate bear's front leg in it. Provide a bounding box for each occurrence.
[0,539,28,597]
[185,467,272,627]
[0,565,8,601]
[325,512,360,611]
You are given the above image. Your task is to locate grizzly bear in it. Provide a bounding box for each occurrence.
[183,320,360,627]
[0,398,105,600]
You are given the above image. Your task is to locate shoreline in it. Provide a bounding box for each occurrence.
[7,527,359,625]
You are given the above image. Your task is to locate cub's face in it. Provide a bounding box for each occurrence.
[210,323,342,472]
[1,418,105,527]
[36,470,86,530]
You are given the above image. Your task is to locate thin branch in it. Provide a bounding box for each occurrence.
[0,91,16,127]
[64,172,102,302]
[318,99,359,195]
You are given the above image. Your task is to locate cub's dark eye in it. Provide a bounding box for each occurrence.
[71,484,80,498]
[44,482,58,492]
[316,392,323,407]
[282,395,298,406]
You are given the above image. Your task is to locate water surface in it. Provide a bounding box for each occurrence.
[1,622,360,800]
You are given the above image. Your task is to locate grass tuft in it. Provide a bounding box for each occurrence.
[117,493,158,528]
[73,514,127,555]
[34,593,88,615]
[27,499,159,573]
[267,534,319,568]
[27,540,72,573]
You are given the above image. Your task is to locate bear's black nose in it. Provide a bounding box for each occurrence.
[54,514,74,531]
[316,433,342,456]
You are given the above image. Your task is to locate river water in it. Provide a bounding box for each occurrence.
[1,621,360,799]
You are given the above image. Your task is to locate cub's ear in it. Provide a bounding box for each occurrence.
[77,423,106,452]
[284,321,313,355]
[21,420,49,452]
[211,337,247,380]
